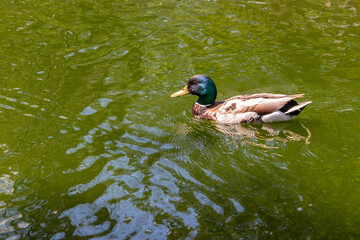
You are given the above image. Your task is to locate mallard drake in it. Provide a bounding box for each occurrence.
[170,75,312,124]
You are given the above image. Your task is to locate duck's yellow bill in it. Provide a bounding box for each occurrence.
[170,85,189,98]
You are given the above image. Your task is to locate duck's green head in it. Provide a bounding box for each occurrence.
[170,75,217,105]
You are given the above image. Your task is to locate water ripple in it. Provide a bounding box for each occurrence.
[1,0,359,238]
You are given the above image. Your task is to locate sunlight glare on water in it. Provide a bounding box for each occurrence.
[0,0,359,239]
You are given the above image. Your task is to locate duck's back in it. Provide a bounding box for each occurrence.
[203,93,308,124]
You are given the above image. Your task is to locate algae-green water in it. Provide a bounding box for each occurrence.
[0,0,359,239]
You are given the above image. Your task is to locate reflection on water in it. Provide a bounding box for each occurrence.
[216,122,311,148]
[0,0,359,239]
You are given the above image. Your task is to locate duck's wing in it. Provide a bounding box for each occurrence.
[218,93,305,115]
[214,93,306,124]
[231,93,304,100]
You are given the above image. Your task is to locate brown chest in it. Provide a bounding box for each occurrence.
[191,103,220,120]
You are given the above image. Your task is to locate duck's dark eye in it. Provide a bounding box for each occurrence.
[189,80,197,86]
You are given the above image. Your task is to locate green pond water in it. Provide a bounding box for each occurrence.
[1,0,359,239]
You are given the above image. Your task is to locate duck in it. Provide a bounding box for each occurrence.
[170,75,312,124]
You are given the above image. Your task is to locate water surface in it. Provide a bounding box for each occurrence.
[0,0,359,239]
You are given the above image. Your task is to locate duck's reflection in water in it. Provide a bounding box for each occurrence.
[215,122,311,149]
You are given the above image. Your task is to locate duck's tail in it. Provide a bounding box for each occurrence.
[285,101,312,116]
[260,100,312,123]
